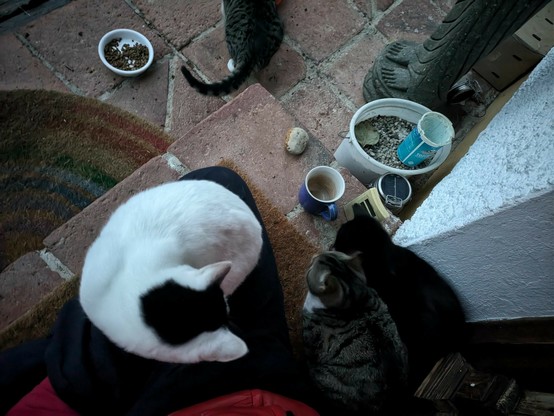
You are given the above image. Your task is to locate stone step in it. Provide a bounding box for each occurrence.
[0,83,366,336]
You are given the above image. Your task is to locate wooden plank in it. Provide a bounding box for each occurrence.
[415,353,524,414]
[462,343,554,393]
[415,353,469,400]
[468,317,554,345]
[511,391,554,416]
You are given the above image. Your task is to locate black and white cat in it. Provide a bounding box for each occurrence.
[79,180,263,363]
[181,0,284,96]
[302,251,409,415]
[333,215,467,389]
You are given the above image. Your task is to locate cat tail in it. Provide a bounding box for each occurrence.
[180,57,256,96]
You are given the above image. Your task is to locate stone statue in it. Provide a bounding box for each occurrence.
[363,0,549,109]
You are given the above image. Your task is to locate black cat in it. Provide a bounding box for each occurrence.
[333,215,467,390]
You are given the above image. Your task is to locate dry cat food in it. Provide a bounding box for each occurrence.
[104,38,149,71]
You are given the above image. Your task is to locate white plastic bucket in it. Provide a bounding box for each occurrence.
[334,98,452,185]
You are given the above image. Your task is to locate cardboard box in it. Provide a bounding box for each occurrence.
[473,2,553,91]
[514,1,554,55]
[472,36,544,91]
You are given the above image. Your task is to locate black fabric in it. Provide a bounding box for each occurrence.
[0,338,49,414]
[0,166,320,416]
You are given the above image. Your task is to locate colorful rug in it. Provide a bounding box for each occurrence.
[0,90,172,271]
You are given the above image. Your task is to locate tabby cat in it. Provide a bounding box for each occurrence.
[79,179,263,364]
[333,215,467,390]
[181,0,284,96]
[302,251,409,415]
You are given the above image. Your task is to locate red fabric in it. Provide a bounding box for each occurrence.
[7,377,79,416]
[7,380,318,416]
[169,389,319,416]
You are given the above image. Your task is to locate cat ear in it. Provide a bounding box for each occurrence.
[347,251,365,277]
[198,261,232,288]
[188,327,248,363]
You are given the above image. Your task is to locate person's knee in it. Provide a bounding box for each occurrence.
[179,166,248,198]
[179,166,238,182]
[205,166,244,185]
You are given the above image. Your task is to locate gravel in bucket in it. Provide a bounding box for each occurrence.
[355,115,431,170]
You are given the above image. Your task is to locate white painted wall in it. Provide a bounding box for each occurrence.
[393,48,554,322]
[405,191,554,322]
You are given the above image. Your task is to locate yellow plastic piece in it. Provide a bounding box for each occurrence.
[343,188,390,222]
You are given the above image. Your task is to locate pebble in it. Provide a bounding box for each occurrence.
[285,127,309,155]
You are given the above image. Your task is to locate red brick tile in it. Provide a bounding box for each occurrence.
[169,56,226,142]
[256,42,306,99]
[376,0,444,43]
[338,165,369,204]
[168,84,334,216]
[0,252,63,331]
[289,212,343,251]
[376,0,395,12]
[0,33,69,92]
[282,79,354,154]
[133,0,220,49]
[17,0,170,97]
[280,0,366,62]
[323,33,387,107]
[289,212,327,250]
[44,156,182,274]
[354,0,371,17]
[104,58,170,129]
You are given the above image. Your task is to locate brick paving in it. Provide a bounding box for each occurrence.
[0,0,455,332]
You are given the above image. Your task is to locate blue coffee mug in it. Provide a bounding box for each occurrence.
[298,166,345,221]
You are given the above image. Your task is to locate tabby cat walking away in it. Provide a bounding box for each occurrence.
[181,0,284,96]
[302,251,409,415]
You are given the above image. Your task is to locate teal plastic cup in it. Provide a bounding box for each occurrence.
[397,111,454,167]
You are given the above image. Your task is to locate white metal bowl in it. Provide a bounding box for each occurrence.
[98,29,154,77]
